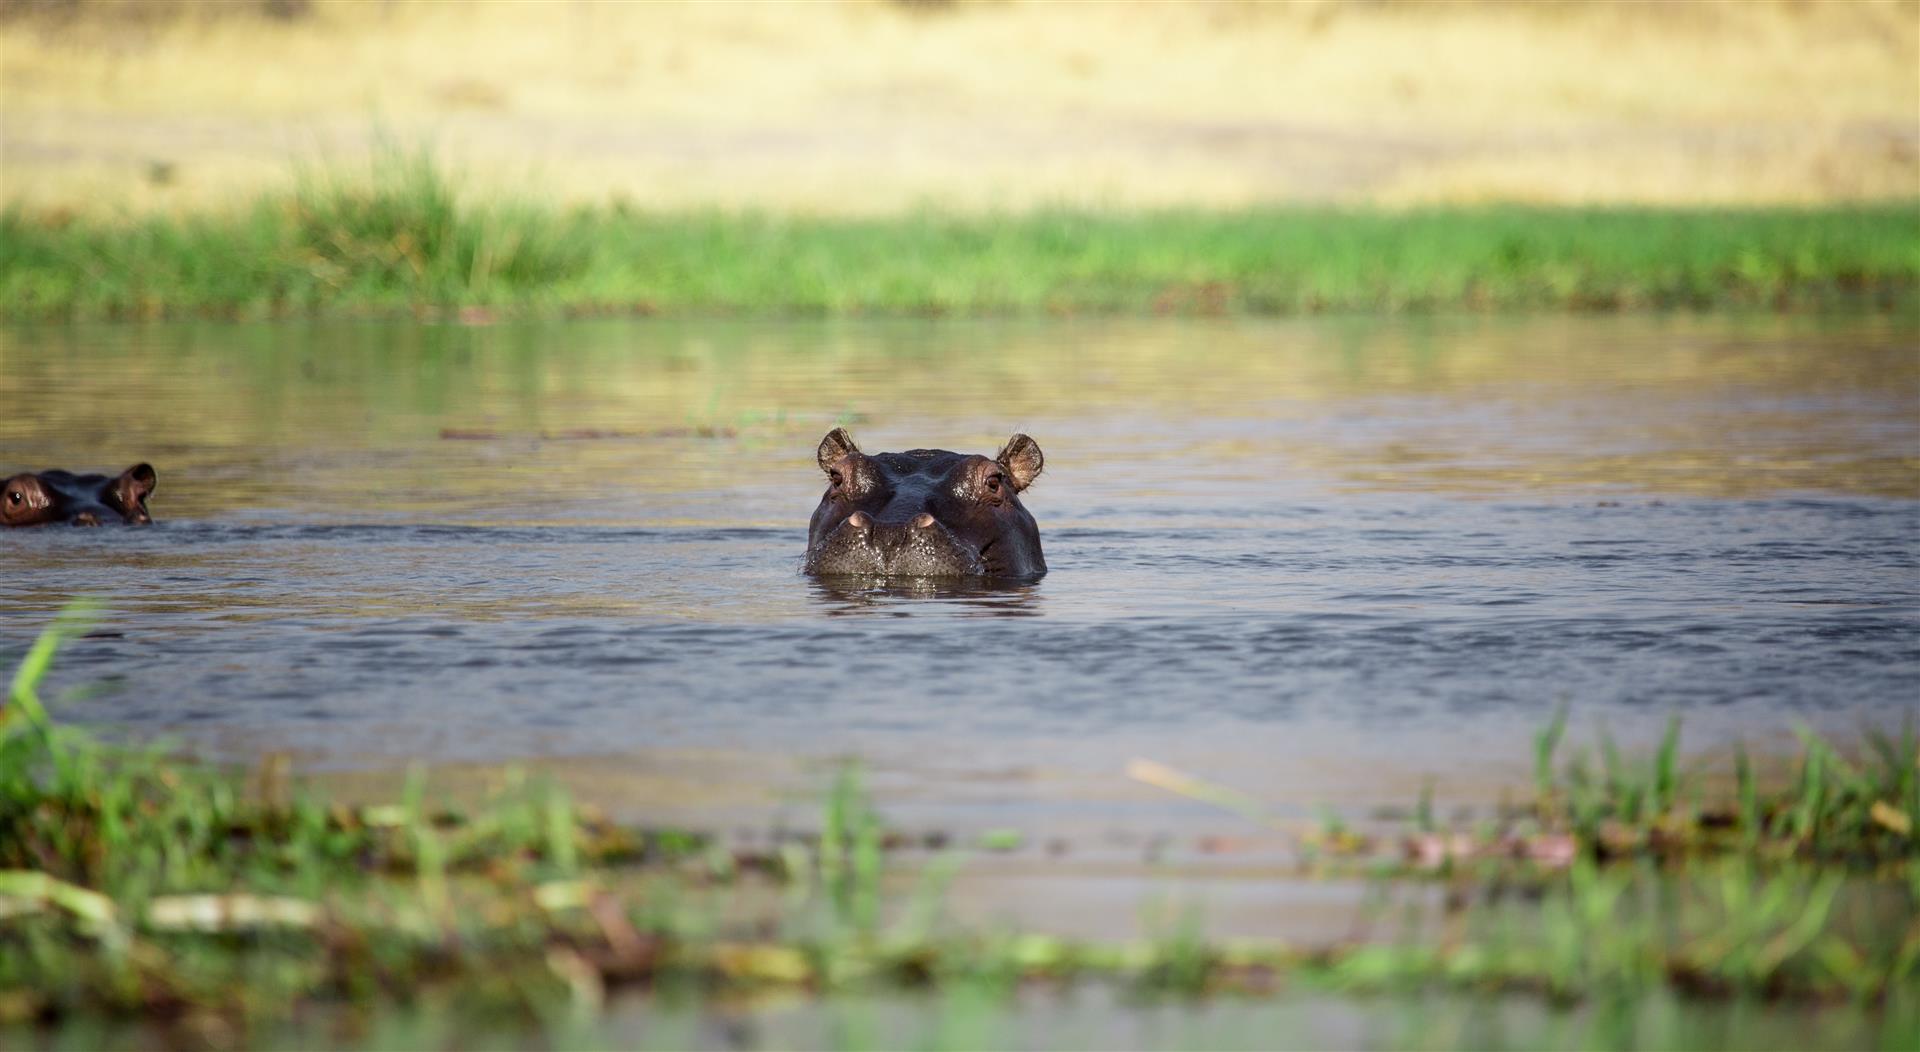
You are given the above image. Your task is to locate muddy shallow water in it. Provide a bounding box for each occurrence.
[3,315,1916,853]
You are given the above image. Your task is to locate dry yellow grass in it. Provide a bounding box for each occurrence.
[2,0,1915,213]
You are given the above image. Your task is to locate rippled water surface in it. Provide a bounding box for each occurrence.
[3,315,1916,837]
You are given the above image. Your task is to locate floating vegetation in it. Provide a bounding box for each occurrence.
[2,615,1914,1045]
[1134,706,1917,879]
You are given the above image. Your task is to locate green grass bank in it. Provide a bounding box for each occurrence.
[2,160,1915,321]
[4,611,1917,1047]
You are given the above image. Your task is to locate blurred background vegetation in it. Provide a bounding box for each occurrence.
[3,0,1915,320]
[2,0,1914,213]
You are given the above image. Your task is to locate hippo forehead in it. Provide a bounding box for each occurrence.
[36,469,112,488]
[873,449,978,476]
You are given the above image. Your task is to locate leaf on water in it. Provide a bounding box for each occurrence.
[1401,832,1578,870]
[1404,833,1475,870]
[146,894,321,931]
[1126,758,1272,828]
[533,879,595,912]
[361,804,409,827]
[0,870,116,925]
[707,942,810,983]
[1526,833,1580,868]
[1869,800,1912,837]
[977,828,1024,851]
[1195,835,1260,855]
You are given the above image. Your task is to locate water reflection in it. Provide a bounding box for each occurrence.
[0,315,1914,834]
[2,315,1915,526]
[809,575,1046,617]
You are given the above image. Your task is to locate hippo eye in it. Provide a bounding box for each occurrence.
[828,470,844,490]
[6,490,19,506]
[985,473,1003,495]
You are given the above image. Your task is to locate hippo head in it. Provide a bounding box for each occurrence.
[2,464,157,527]
[805,429,1046,579]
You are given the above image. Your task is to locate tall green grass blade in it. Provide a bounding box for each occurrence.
[1654,715,1682,814]
[1735,742,1760,845]
[1536,702,1569,809]
[1600,723,1625,807]
[545,785,578,874]
[4,600,102,733]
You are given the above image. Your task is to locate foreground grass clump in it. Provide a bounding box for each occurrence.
[2,158,1914,320]
[1131,709,1918,877]
[2,614,1916,1046]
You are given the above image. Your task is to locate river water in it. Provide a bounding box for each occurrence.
[2,315,1916,850]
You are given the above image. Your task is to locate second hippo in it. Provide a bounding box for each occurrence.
[2,465,158,527]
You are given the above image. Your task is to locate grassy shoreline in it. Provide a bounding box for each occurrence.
[4,613,1917,1047]
[3,161,1914,322]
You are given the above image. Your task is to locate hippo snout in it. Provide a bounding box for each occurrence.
[809,510,987,577]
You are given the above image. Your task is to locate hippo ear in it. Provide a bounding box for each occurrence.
[816,428,860,474]
[997,434,1043,492]
[112,463,157,511]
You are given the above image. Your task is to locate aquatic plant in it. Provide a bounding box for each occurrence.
[2,614,1915,1046]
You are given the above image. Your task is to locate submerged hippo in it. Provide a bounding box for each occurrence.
[806,429,1046,578]
[2,465,157,527]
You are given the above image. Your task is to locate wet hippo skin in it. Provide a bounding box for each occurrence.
[2,465,157,527]
[805,429,1046,578]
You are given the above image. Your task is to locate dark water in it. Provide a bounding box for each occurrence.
[2,315,1917,834]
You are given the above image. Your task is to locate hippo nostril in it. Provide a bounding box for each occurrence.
[911,512,936,530]
[846,511,872,531]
